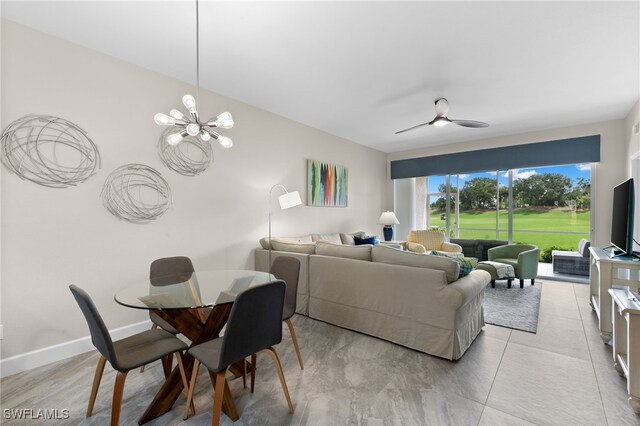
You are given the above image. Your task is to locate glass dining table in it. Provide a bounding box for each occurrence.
[114,269,275,424]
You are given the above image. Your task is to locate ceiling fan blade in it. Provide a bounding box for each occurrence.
[451,119,489,128]
[395,121,431,134]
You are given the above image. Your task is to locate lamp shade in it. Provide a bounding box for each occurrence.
[278,191,302,210]
[378,211,400,226]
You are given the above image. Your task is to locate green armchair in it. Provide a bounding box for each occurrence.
[488,244,539,286]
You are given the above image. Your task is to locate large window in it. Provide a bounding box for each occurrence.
[511,165,591,253]
[420,164,591,259]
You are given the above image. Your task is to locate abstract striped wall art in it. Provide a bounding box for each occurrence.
[307,159,348,207]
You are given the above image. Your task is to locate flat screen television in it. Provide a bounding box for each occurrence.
[610,178,635,257]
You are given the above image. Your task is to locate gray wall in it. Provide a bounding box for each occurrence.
[624,100,640,252]
[0,20,388,359]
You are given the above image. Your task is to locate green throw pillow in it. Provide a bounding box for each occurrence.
[429,251,474,279]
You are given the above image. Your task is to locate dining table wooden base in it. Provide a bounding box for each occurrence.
[113,269,275,425]
[138,304,244,424]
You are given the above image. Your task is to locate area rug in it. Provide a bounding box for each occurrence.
[483,281,543,333]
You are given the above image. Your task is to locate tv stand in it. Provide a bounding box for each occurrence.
[603,245,627,258]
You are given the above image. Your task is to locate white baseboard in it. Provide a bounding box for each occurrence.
[0,320,152,379]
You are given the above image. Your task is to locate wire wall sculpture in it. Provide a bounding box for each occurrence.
[158,126,212,176]
[101,164,172,224]
[0,114,100,188]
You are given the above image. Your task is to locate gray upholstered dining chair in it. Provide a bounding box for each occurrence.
[141,256,197,374]
[69,285,189,426]
[270,256,304,369]
[182,280,294,425]
[149,256,196,334]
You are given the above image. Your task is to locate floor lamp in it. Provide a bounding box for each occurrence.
[269,184,302,267]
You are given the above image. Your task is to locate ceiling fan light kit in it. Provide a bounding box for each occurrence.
[395,97,489,134]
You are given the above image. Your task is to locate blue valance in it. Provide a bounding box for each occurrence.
[390,135,601,179]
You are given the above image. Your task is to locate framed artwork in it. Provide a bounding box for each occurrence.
[307,159,348,207]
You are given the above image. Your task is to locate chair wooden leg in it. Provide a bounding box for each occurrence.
[140,324,158,373]
[87,356,107,417]
[242,358,247,389]
[183,360,200,420]
[261,347,294,413]
[211,370,226,426]
[520,279,524,288]
[250,353,257,394]
[111,371,128,426]
[175,353,195,418]
[162,353,173,379]
[532,278,536,285]
[285,318,304,370]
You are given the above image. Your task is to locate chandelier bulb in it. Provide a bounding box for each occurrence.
[154,113,175,126]
[218,136,233,149]
[200,130,212,141]
[207,111,234,129]
[186,123,201,136]
[182,94,197,113]
[169,109,185,120]
[167,131,184,146]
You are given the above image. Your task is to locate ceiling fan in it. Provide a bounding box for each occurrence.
[395,98,489,134]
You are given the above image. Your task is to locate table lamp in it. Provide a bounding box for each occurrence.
[269,184,302,266]
[378,211,400,241]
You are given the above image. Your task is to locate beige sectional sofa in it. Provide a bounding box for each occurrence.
[255,234,490,360]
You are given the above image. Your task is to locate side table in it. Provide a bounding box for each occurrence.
[609,288,640,413]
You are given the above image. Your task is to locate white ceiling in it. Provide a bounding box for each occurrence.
[2,1,639,153]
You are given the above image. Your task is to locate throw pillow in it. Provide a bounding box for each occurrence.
[406,242,427,253]
[429,251,474,278]
[340,231,366,245]
[354,235,379,246]
[578,239,591,257]
[311,233,343,245]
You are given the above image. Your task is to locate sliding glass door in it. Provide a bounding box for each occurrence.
[422,163,592,257]
[511,164,591,253]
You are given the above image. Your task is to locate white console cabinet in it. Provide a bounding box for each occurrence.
[589,247,640,342]
[609,288,640,413]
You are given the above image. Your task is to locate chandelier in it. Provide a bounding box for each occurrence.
[154,0,233,148]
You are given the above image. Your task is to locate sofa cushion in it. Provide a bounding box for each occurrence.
[311,233,342,244]
[371,245,459,283]
[260,235,313,249]
[340,231,366,245]
[578,239,591,257]
[270,240,316,254]
[491,258,518,269]
[430,251,474,278]
[316,241,373,261]
[354,235,379,246]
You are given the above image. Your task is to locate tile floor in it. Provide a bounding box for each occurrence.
[1,279,639,425]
